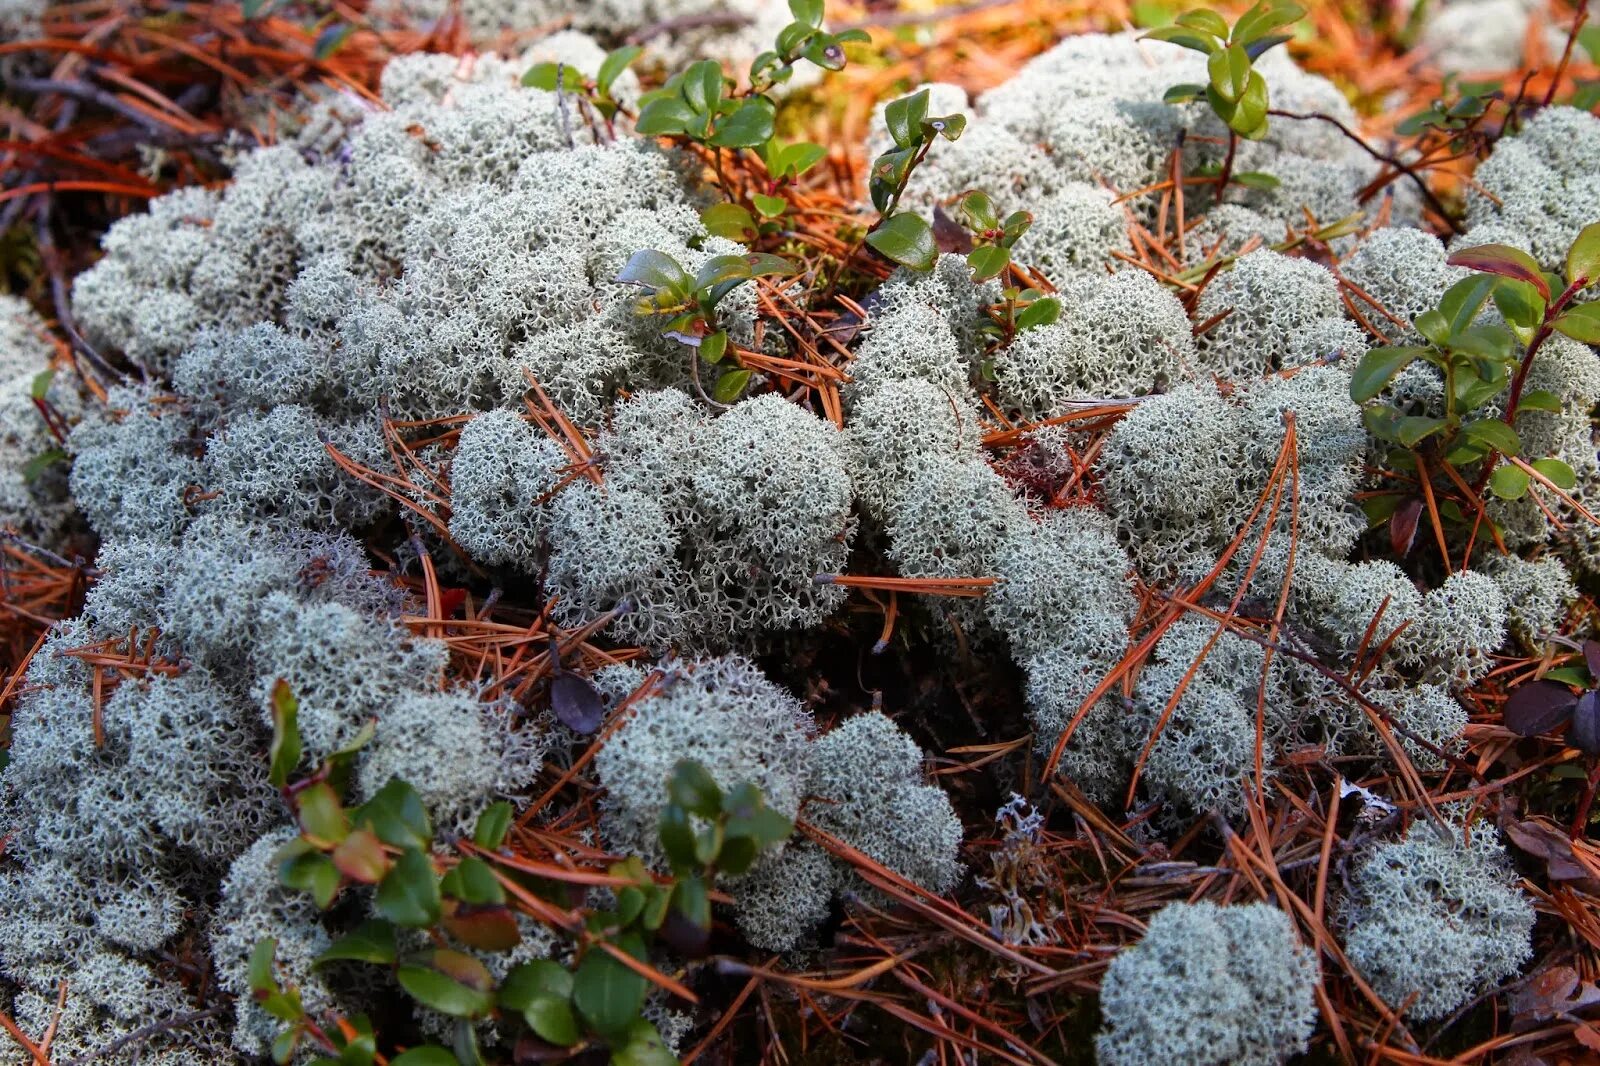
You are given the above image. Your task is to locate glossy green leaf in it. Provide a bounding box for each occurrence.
[524,994,581,1047]
[1207,43,1250,101]
[397,958,494,1019]
[597,46,642,94]
[501,959,574,1012]
[1233,0,1305,45]
[1413,308,1449,346]
[1395,415,1447,447]
[694,254,753,291]
[1162,82,1207,103]
[1230,170,1279,190]
[673,874,712,931]
[789,0,824,28]
[522,62,583,92]
[316,921,398,968]
[779,141,827,177]
[1488,463,1531,500]
[751,193,788,219]
[1140,24,1219,52]
[1553,301,1600,344]
[682,60,722,113]
[375,847,441,928]
[617,249,692,296]
[667,759,723,817]
[701,203,758,242]
[957,190,999,232]
[743,252,798,278]
[926,112,966,141]
[268,679,301,789]
[281,848,341,910]
[884,88,931,149]
[1174,9,1230,38]
[1460,418,1521,456]
[635,97,696,136]
[866,212,938,271]
[1437,273,1498,338]
[1016,296,1062,331]
[1566,220,1600,287]
[709,99,775,148]
[612,1020,679,1066]
[699,330,730,365]
[717,834,759,876]
[1350,346,1422,402]
[249,938,280,995]
[272,1029,301,1065]
[440,857,505,906]
[1448,243,1550,301]
[572,936,650,1036]
[1517,388,1564,414]
[713,368,752,404]
[967,244,1011,282]
[473,801,514,852]
[1532,456,1578,490]
[355,778,432,851]
[658,804,698,869]
[1000,210,1032,246]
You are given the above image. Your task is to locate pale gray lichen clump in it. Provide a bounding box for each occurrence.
[1341,822,1535,1020]
[596,659,963,952]
[0,294,81,544]
[1096,900,1317,1066]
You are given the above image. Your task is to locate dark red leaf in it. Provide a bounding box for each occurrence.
[931,205,973,255]
[657,907,710,959]
[550,672,605,734]
[1503,680,1578,736]
[1571,689,1600,755]
[1584,640,1600,681]
[1509,965,1600,1030]
[1446,243,1551,301]
[1390,497,1424,558]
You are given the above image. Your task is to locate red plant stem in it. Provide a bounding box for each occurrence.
[1572,759,1600,839]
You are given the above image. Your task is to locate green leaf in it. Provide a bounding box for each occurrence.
[713,368,752,404]
[1350,346,1422,402]
[1230,170,1279,190]
[375,847,441,928]
[439,857,505,907]
[597,46,642,94]
[681,60,723,113]
[355,778,432,851]
[387,1049,457,1066]
[316,921,398,968]
[866,213,938,271]
[1488,463,1531,500]
[1395,415,1447,447]
[717,834,759,876]
[572,936,650,1037]
[742,252,798,278]
[1437,273,1498,338]
[29,368,54,402]
[473,801,514,852]
[725,809,793,852]
[1223,69,1269,138]
[272,1029,301,1065]
[1449,322,1516,361]
[1140,24,1219,52]
[1492,277,1546,332]
[694,254,753,291]
[1000,210,1032,246]
[966,245,1011,282]
[1207,43,1251,102]
[1413,308,1450,346]
[249,938,280,995]
[1233,0,1305,45]
[268,679,301,789]
[313,24,353,61]
[710,99,775,148]
[885,88,931,150]
[612,1020,679,1066]
[397,954,495,1019]
[616,249,692,296]
[869,146,915,213]
[1016,296,1061,331]
[443,903,521,952]
[1174,9,1230,38]
[788,0,824,27]
[1460,418,1521,456]
[779,141,827,177]
[500,960,574,1012]
[524,995,581,1047]
[668,760,722,817]
[521,62,583,92]
[701,203,758,242]
[956,189,999,232]
[1553,301,1600,344]
[752,193,788,219]
[699,330,729,365]
[673,874,712,930]
[19,448,65,483]
[926,112,966,141]
[1566,220,1600,287]
[1447,243,1551,301]
[635,97,696,136]
[1533,457,1578,490]
[296,782,349,845]
[1518,388,1564,414]
[280,848,342,910]
[1162,82,1207,104]
[658,804,698,870]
